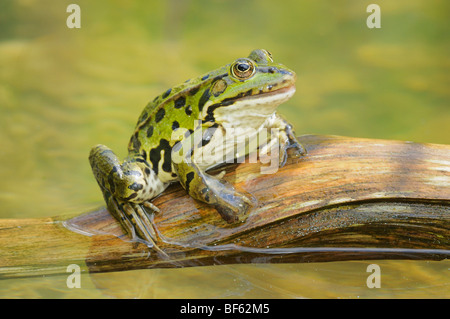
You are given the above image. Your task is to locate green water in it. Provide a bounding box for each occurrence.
[0,0,448,298]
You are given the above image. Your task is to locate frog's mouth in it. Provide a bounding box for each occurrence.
[231,84,296,112]
[210,84,295,110]
[242,84,296,103]
[205,84,296,125]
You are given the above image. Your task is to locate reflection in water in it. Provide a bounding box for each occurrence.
[0,258,448,298]
[89,260,449,299]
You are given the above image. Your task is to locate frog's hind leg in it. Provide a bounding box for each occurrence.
[89,144,167,256]
[172,130,254,223]
[180,164,253,223]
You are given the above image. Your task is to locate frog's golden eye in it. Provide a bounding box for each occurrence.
[231,59,255,80]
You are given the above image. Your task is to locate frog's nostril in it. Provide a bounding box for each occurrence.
[268,67,277,74]
[279,69,293,76]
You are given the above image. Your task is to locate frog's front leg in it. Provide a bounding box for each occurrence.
[89,144,167,253]
[262,112,307,167]
[171,128,253,223]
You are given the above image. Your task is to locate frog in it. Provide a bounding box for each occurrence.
[89,49,306,250]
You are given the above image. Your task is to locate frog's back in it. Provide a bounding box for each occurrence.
[126,67,228,178]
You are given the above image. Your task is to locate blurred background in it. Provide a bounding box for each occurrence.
[0,0,448,298]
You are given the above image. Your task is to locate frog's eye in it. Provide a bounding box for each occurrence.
[231,59,255,80]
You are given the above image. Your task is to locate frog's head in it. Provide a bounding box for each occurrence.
[200,49,296,129]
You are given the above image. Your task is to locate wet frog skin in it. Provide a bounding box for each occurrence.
[89,49,306,248]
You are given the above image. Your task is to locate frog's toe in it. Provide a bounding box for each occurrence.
[241,193,256,206]
[279,149,289,167]
[279,142,306,168]
[283,123,307,156]
[142,201,161,213]
[214,205,240,223]
[213,200,250,223]
[106,196,137,239]
[121,203,156,243]
[288,141,307,157]
[213,170,227,179]
[213,191,253,223]
[120,202,168,257]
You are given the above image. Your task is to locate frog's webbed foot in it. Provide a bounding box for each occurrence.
[280,122,307,166]
[105,194,168,257]
[263,112,307,167]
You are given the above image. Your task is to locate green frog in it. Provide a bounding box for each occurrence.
[89,49,306,249]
